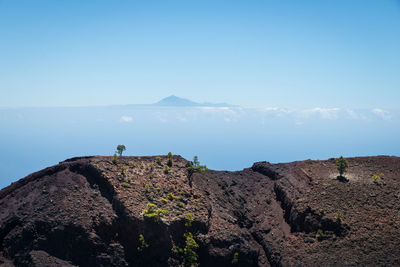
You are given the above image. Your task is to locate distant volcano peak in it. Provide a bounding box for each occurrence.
[154,95,199,106]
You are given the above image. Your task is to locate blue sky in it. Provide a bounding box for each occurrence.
[1,0,399,108]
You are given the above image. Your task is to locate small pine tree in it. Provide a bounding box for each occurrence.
[164,165,170,174]
[167,152,173,167]
[188,156,207,176]
[336,156,349,177]
[193,156,199,167]
[121,166,127,176]
[183,232,199,267]
[116,145,126,156]
[112,153,118,164]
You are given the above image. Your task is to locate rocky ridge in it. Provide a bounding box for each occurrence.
[0,155,399,266]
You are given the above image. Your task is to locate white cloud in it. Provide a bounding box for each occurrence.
[346,109,368,121]
[302,108,340,120]
[371,108,391,120]
[119,115,134,123]
[198,106,236,115]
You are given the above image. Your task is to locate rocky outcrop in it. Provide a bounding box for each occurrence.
[1,155,399,266]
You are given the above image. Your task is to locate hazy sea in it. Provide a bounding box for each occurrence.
[1,105,399,189]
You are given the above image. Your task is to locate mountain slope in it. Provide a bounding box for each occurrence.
[154,95,200,106]
[0,155,399,266]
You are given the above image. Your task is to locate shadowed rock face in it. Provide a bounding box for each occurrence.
[0,155,399,267]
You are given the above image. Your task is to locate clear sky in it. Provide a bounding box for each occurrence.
[1,0,399,108]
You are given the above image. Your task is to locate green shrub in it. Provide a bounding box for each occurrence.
[150,163,155,171]
[187,156,207,175]
[185,213,194,228]
[164,165,170,174]
[171,244,183,254]
[116,145,126,156]
[112,153,118,164]
[168,192,179,201]
[121,166,127,176]
[336,156,349,177]
[307,165,312,172]
[232,252,239,265]
[145,184,150,190]
[160,198,169,204]
[121,182,130,188]
[167,152,173,167]
[129,161,135,167]
[178,202,185,209]
[372,174,380,184]
[156,156,162,165]
[183,232,199,267]
[143,203,168,220]
[137,234,149,252]
[316,228,324,237]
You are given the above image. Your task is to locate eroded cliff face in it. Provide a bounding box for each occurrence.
[0,155,399,266]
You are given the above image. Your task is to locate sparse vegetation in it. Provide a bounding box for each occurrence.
[178,202,185,209]
[185,213,194,228]
[150,163,155,171]
[168,192,179,201]
[160,198,169,204]
[121,166,127,176]
[143,203,168,220]
[171,244,182,254]
[316,228,324,238]
[307,165,312,172]
[156,156,162,165]
[336,156,349,178]
[145,184,150,191]
[137,234,149,252]
[167,152,173,167]
[121,182,130,188]
[164,165,170,174]
[116,145,126,156]
[129,161,135,167]
[183,232,199,267]
[187,156,207,175]
[112,153,118,164]
[232,252,239,265]
[372,173,385,184]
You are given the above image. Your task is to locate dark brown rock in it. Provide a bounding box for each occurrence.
[0,155,399,266]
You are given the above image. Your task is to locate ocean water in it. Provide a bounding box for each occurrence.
[1,105,399,189]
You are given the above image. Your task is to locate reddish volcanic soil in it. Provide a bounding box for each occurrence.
[0,155,399,266]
